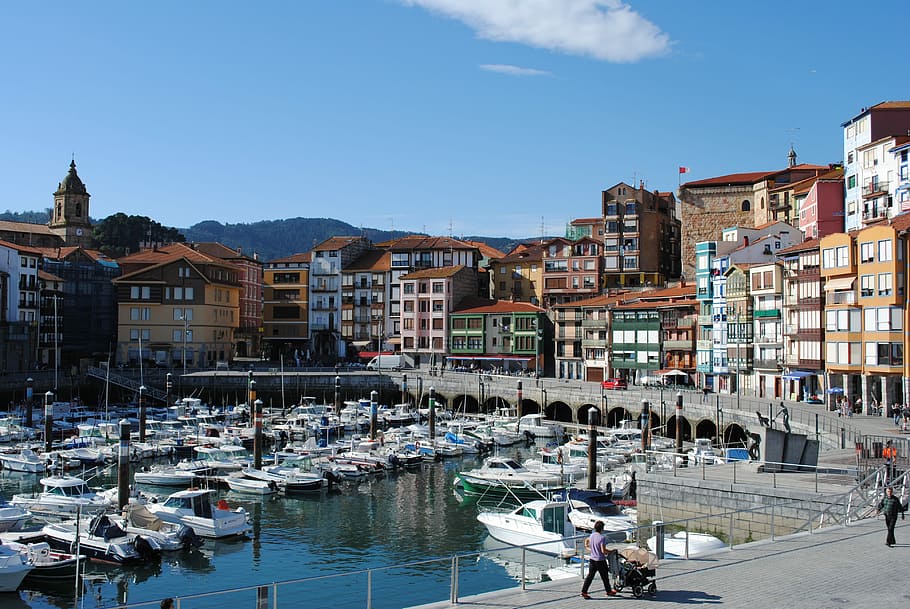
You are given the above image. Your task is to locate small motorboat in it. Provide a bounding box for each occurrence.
[11,474,112,517]
[145,489,252,539]
[134,464,200,487]
[7,541,85,581]
[0,448,47,473]
[225,473,279,495]
[0,495,32,532]
[117,502,203,551]
[477,498,577,558]
[0,542,34,592]
[646,531,726,558]
[42,514,160,565]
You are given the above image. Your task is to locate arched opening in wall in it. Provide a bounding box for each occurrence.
[522,400,541,416]
[694,419,717,442]
[722,423,748,448]
[742,200,751,212]
[606,408,632,428]
[453,394,481,414]
[648,413,662,437]
[547,401,573,423]
[665,415,692,443]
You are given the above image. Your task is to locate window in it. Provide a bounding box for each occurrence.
[432,300,444,312]
[741,200,751,211]
[878,239,893,262]
[847,175,856,189]
[836,246,848,267]
[432,318,444,330]
[860,241,874,263]
[403,283,414,294]
[432,282,444,294]
[174,308,193,321]
[860,275,874,297]
[878,273,893,296]
[403,301,414,313]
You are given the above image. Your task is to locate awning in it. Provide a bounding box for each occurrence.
[660,369,689,377]
[824,277,855,291]
[782,370,813,381]
[445,356,533,361]
[351,341,371,347]
[357,351,395,359]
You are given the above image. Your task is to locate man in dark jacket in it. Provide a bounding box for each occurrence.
[877,486,906,547]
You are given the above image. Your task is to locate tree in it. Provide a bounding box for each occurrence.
[93,213,185,258]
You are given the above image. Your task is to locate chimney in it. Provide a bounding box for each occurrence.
[744,236,750,247]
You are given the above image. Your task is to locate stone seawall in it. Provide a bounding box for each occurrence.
[637,470,850,544]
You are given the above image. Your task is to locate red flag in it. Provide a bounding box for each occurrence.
[678,166,689,174]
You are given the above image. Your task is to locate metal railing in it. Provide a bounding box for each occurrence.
[107,467,905,609]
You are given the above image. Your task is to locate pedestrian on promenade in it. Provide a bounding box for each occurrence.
[876,487,906,547]
[580,521,617,599]
[883,440,897,483]
[701,386,709,403]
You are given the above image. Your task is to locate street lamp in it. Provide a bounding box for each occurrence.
[165,373,173,421]
[44,390,54,453]
[139,385,147,442]
[180,315,191,375]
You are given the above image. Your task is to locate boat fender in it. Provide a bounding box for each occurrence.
[217,499,230,511]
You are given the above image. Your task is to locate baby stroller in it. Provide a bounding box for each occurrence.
[614,547,659,598]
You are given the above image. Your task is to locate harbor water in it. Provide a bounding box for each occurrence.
[1,445,570,609]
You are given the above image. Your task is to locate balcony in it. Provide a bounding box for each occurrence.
[755,335,780,345]
[698,314,713,326]
[753,358,782,370]
[862,206,890,223]
[581,318,607,328]
[581,339,607,348]
[754,309,780,318]
[663,339,692,350]
[696,340,713,351]
[863,180,889,197]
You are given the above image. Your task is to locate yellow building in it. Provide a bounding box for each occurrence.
[114,243,241,370]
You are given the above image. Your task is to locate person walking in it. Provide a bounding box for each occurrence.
[876,486,906,547]
[580,520,617,599]
[882,441,897,483]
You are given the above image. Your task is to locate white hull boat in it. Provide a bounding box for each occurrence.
[42,515,159,565]
[225,474,279,495]
[134,464,199,487]
[11,474,112,517]
[477,499,577,557]
[146,489,251,539]
[0,543,34,592]
[0,497,31,532]
[0,449,47,473]
[646,531,726,558]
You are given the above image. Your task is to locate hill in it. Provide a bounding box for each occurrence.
[0,211,527,260]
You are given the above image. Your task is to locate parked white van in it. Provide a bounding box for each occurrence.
[366,354,414,371]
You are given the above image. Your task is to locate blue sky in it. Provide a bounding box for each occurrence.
[2,1,908,240]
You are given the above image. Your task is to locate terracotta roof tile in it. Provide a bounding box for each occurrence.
[777,239,819,255]
[268,252,311,264]
[0,239,44,255]
[312,236,367,251]
[345,250,391,272]
[374,235,477,251]
[452,298,544,314]
[399,264,467,280]
[0,219,57,235]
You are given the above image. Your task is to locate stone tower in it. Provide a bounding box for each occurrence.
[48,160,93,247]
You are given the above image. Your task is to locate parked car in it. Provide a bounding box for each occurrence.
[601,378,628,390]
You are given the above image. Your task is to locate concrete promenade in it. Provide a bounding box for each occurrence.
[412,413,908,609]
[412,515,907,609]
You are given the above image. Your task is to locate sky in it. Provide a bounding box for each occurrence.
[2,1,909,240]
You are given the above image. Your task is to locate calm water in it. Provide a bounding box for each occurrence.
[1,446,565,609]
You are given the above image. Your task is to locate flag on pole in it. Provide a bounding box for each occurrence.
[678,166,689,174]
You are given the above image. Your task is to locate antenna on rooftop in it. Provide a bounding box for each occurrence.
[540,216,545,243]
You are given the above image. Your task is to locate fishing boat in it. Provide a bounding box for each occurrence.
[145,489,252,538]
[42,514,159,565]
[0,542,34,591]
[455,456,565,500]
[0,448,47,473]
[10,474,113,517]
[477,498,577,557]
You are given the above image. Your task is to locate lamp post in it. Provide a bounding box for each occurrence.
[428,387,436,444]
[180,314,190,376]
[138,385,147,442]
[334,375,341,412]
[370,390,378,441]
[25,377,34,428]
[676,391,684,460]
[253,399,263,469]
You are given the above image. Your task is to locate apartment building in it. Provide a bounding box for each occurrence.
[749,262,784,398]
[113,243,241,369]
[448,299,546,374]
[487,243,544,305]
[308,237,372,362]
[193,243,263,359]
[842,102,910,232]
[262,252,310,363]
[778,239,824,401]
[600,183,680,289]
[798,167,845,240]
[398,265,476,367]
[341,250,391,352]
[0,240,43,373]
[541,237,601,308]
[374,235,482,346]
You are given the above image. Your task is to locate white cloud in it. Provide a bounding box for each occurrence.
[401,0,670,63]
[480,63,552,76]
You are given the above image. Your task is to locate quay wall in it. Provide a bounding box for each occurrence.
[636,470,847,543]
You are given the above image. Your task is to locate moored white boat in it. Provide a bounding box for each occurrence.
[456,456,566,500]
[225,473,279,495]
[0,496,32,532]
[10,474,112,517]
[42,514,159,565]
[0,448,47,473]
[0,542,34,592]
[646,531,726,558]
[134,464,200,487]
[145,489,251,538]
[477,498,577,557]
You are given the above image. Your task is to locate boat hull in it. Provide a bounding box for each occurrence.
[479,517,575,557]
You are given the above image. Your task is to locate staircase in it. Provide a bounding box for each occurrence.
[86,366,168,403]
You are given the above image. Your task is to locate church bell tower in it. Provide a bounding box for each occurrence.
[48,159,93,247]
